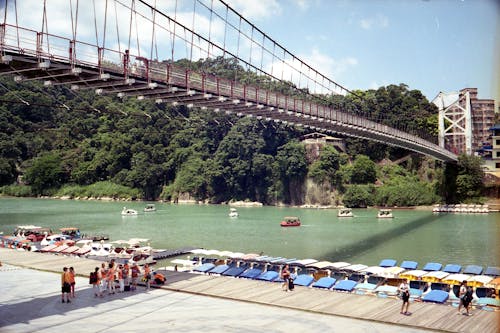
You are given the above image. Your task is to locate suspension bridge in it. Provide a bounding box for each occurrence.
[0,0,457,162]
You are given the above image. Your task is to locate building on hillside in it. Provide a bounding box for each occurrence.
[301,132,346,163]
[483,124,500,173]
[432,88,495,155]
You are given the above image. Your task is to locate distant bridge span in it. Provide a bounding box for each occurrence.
[0,1,457,162]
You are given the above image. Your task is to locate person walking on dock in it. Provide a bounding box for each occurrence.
[99,262,108,296]
[398,279,410,315]
[61,267,71,303]
[458,280,467,314]
[90,267,101,297]
[107,262,116,295]
[281,264,291,291]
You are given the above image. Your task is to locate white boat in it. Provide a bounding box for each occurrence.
[121,207,138,216]
[377,209,393,218]
[337,207,353,217]
[229,207,238,218]
[144,204,156,212]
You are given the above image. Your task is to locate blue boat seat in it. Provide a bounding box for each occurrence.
[422,290,449,303]
[293,274,314,286]
[484,266,500,277]
[239,268,263,279]
[379,259,397,267]
[208,264,230,275]
[255,270,279,282]
[312,277,337,289]
[463,265,483,275]
[193,263,216,273]
[443,264,462,273]
[333,280,357,292]
[422,262,442,271]
[401,261,418,270]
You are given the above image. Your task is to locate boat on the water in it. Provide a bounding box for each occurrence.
[144,204,156,212]
[121,207,138,216]
[280,216,301,227]
[337,207,353,217]
[377,209,393,218]
[229,207,238,218]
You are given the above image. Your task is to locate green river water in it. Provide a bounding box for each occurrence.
[0,198,498,268]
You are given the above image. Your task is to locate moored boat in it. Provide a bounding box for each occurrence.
[280,216,301,227]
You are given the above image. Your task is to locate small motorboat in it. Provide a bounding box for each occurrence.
[377,209,393,218]
[337,207,353,217]
[229,207,238,218]
[144,204,156,212]
[280,216,301,227]
[121,207,138,216]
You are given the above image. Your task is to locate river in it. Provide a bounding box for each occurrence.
[0,198,498,269]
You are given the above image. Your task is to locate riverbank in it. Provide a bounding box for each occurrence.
[1,249,498,333]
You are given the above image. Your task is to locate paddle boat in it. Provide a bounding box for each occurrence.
[144,204,156,212]
[228,207,238,218]
[337,207,353,217]
[14,225,52,242]
[121,207,138,216]
[280,216,301,227]
[377,209,393,218]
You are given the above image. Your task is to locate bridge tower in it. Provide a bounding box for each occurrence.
[432,90,472,155]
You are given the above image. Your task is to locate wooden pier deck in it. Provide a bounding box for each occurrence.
[1,248,498,333]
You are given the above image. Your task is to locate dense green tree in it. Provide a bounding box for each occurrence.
[24,153,67,195]
[455,154,484,202]
[275,141,308,205]
[308,145,347,187]
[351,154,377,184]
[342,184,374,208]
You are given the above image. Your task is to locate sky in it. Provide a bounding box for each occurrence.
[224,0,499,104]
[4,0,499,106]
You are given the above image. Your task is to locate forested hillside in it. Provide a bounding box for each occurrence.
[0,58,484,205]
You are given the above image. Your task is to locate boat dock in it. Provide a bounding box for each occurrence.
[0,248,498,333]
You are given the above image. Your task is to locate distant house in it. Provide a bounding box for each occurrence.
[482,124,500,174]
[301,132,346,163]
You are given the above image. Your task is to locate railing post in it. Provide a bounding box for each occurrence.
[36,32,43,59]
[122,49,129,78]
[69,40,75,67]
[0,24,5,53]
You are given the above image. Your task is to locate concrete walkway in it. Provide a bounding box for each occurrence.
[0,264,432,333]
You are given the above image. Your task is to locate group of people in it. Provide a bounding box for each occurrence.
[61,267,76,303]
[90,260,152,297]
[398,279,475,316]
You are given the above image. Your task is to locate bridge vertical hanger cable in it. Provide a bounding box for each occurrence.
[102,0,108,56]
[134,0,140,58]
[171,0,177,63]
[41,0,49,54]
[150,0,157,61]
[114,1,121,55]
[190,0,196,64]
[207,0,213,61]
[235,16,241,81]
[93,0,100,47]
[222,4,228,59]
[2,0,7,26]
[14,0,20,50]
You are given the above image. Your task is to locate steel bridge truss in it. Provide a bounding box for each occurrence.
[0,22,457,162]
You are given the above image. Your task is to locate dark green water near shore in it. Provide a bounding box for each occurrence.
[0,198,498,268]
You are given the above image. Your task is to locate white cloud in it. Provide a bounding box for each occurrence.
[360,14,389,30]
[224,0,281,20]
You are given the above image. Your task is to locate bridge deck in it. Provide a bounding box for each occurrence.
[1,248,497,332]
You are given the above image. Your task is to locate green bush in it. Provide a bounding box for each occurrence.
[0,184,33,197]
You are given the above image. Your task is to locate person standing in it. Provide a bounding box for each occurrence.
[107,262,116,295]
[117,264,124,292]
[398,279,410,315]
[131,263,140,291]
[69,267,76,298]
[281,264,291,291]
[458,280,467,314]
[143,263,151,290]
[99,262,108,296]
[61,267,71,303]
[90,267,101,297]
[123,263,130,290]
